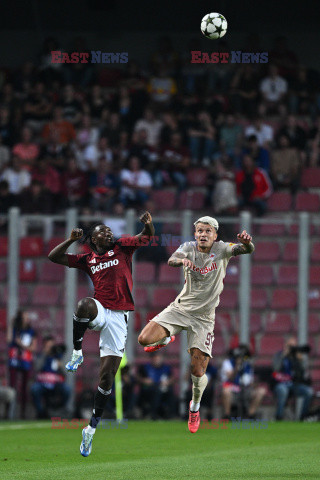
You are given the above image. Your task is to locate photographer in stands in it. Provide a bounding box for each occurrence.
[273,337,313,420]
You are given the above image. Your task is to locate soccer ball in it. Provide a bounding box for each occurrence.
[200,12,228,40]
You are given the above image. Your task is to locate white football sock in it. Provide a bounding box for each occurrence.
[74,349,83,356]
[190,401,200,412]
[191,374,208,407]
[86,425,96,434]
[146,336,171,347]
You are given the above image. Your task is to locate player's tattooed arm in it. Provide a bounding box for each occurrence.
[232,230,255,257]
[136,211,155,239]
[48,228,83,265]
[168,254,195,269]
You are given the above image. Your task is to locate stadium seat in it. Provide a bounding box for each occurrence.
[214,312,232,333]
[151,288,178,308]
[224,264,239,284]
[301,167,320,188]
[259,335,284,356]
[277,266,298,285]
[267,192,292,212]
[289,223,316,236]
[19,260,37,282]
[271,289,297,309]
[251,265,274,285]
[309,266,320,286]
[32,285,60,306]
[265,313,292,333]
[0,237,8,256]
[258,223,286,236]
[55,310,67,329]
[250,289,268,309]
[234,313,262,334]
[46,237,65,255]
[282,242,298,262]
[135,262,156,283]
[311,242,320,262]
[212,335,226,356]
[83,331,100,355]
[0,308,6,329]
[308,289,320,309]
[152,190,176,210]
[158,264,181,284]
[254,242,280,262]
[166,244,180,257]
[0,260,7,281]
[2,285,30,306]
[39,262,64,283]
[219,289,238,309]
[20,237,44,257]
[179,191,205,210]
[308,314,320,334]
[135,288,149,308]
[146,310,160,323]
[28,309,52,329]
[295,192,320,212]
[186,168,208,187]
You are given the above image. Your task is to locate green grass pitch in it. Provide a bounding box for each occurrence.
[0,420,319,479]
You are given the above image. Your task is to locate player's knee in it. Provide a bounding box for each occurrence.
[138,332,149,346]
[76,297,96,319]
[191,365,205,377]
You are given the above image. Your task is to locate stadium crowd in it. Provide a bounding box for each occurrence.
[0,35,320,223]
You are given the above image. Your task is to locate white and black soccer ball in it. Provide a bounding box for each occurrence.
[200,12,228,40]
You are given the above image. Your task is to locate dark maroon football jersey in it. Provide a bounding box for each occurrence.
[67,235,149,311]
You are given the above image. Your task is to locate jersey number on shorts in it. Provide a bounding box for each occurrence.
[205,332,214,347]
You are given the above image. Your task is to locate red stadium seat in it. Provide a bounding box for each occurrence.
[39,262,63,283]
[234,313,262,334]
[311,242,320,262]
[224,264,239,285]
[215,313,232,333]
[152,191,176,210]
[295,193,320,212]
[267,192,292,212]
[259,335,284,356]
[308,314,320,334]
[0,308,6,329]
[0,237,8,256]
[146,310,160,322]
[277,266,298,285]
[254,242,280,262]
[288,223,316,236]
[151,288,178,308]
[308,289,320,309]
[282,242,298,262]
[2,285,30,306]
[258,223,286,236]
[0,260,7,281]
[309,266,320,286]
[166,244,180,257]
[186,168,208,187]
[265,313,292,333]
[32,285,60,306]
[179,191,205,210]
[158,264,181,284]
[250,289,268,309]
[301,168,320,188]
[135,262,156,283]
[271,289,297,309]
[212,335,226,356]
[135,288,149,308]
[28,309,52,329]
[251,265,274,285]
[219,289,237,309]
[46,237,65,255]
[19,260,37,282]
[20,237,44,257]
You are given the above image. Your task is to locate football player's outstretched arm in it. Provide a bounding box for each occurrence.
[48,228,83,266]
[168,254,195,269]
[136,211,155,239]
[232,230,255,256]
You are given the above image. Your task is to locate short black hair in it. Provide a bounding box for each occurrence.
[81,222,106,253]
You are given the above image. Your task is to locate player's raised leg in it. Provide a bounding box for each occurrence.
[188,348,209,433]
[66,297,98,372]
[138,320,175,352]
[80,355,121,457]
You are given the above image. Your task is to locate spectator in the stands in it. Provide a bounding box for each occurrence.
[277,114,307,151]
[160,111,183,145]
[89,159,120,212]
[81,135,113,172]
[158,132,190,190]
[42,105,76,145]
[61,158,88,208]
[0,105,15,147]
[219,114,243,154]
[137,352,176,419]
[236,154,273,216]
[288,66,312,115]
[58,84,83,125]
[230,64,259,115]
[0,133,10,173]
[31,157,61,201]
[259,64,288,115]
[41,128,68,173]
[23,81,52,131]
[85,84,108,122]
[12,126,40,170]
[273,337,313,421]
[188,111,216,165]
[120,156,152,208]
[110,85,135,128]
[309,116,320,167]
[243,135,270,172]
[8,310,37,419]
[37,37,63,85]
[147,66,177,105]
[1,156,31,195]
[134,107,163,148]
[129,129,158,169]
[101,112,123,148]
[245,116,274,149]
[0,381,16,420]
[270,134,301,194]
[20,179,54,213]
[76,113,99,147]
[31,336,70,419]
[211,156,238,217]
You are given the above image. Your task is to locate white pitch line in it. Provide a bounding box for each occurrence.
[0,423,50,431]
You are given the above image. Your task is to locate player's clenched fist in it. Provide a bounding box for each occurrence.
[237,230,252,245]
[140,211,153,224]
[70,228,83,241]
[182,258,195,271]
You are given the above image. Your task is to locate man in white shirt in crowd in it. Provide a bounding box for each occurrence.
[120,156,153,208]
[259,64,288,115]
[134,108,163,148]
